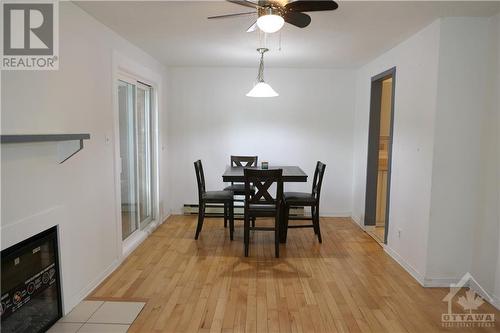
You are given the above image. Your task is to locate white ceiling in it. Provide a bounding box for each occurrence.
[75,1,500,68]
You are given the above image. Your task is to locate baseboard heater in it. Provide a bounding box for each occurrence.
[183,203,306,218]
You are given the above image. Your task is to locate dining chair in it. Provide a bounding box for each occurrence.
[224,155,258,225]
[224,155,258,195]
[243,168,283,258]
[282,161,326,243]
[194,160,234,240]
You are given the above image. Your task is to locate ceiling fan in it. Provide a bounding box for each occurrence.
[208,0,339,34]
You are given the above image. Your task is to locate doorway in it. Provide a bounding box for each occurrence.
[118,78,155,240]
[364,67,396,244]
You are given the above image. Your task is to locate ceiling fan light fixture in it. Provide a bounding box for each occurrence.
[256,7,284,33]
[257,14,284,33]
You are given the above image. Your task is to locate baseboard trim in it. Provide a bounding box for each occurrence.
[492,295,500,310]
[384,245,425,286]
[422,277,457,288]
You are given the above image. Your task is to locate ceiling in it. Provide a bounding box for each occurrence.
[75,1,500,68]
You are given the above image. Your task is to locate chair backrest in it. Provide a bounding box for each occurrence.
[231,155,258,167]
[244,168,283,206]
[312,161,326,201]
[194,160,206,201]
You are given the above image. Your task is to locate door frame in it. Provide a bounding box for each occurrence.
[364,67,396,244]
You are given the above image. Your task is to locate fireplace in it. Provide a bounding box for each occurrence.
[1,226,62,332]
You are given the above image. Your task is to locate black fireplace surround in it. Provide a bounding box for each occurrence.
[1,226,62,332]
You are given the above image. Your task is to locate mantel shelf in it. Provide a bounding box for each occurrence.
[1,134,91,164]
[1,134,90,144]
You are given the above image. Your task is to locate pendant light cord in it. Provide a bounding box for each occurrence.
[257,50,265,82]
[279,30,282,51]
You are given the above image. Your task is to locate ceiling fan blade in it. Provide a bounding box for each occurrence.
[284,11,311,28]
[247,21,258,32]
[285,0,338,12]
[208,11,256,19]
[227,0,260,9]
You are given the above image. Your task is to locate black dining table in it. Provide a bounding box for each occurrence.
[222,165,308,183]
[222,165,308,243]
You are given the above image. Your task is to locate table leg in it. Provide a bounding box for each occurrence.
[279,203,287,243]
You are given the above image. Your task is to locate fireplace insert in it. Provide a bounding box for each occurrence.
[1,226,62,332]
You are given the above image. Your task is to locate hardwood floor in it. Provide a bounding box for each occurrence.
[89,215,499,332]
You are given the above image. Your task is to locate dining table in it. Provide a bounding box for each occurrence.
[222,165,308,183]
[222,165,308,243]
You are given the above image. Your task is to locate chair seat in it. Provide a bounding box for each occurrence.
[249,203,276,211]
[203,190,233,202]
[223,184,255,195]
[284,192,317,205]
[247,203,277,217]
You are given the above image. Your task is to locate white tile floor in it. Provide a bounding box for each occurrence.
[87,302,145,324]
[48,300,145,333]
[59,301,103,324]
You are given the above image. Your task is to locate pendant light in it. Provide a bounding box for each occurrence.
[246,48,278,98]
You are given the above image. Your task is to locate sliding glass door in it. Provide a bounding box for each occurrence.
[118,79,154,240]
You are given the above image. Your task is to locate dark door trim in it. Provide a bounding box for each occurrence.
[364,67,396,244]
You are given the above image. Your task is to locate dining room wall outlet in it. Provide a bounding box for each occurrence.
[397,229,402,238]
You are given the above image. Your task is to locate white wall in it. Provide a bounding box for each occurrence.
[352,16,500,301]
[352,21,441,280]
[167,67,355,216]
[1,2,168,313]
[473,14,500,305]
[425,17,498,288]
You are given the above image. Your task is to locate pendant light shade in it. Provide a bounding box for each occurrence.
[246,82,279,97]
[247,48,278,98]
